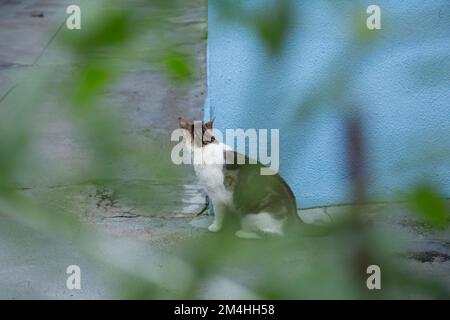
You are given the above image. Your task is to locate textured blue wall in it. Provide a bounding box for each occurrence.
[206,0,450,208]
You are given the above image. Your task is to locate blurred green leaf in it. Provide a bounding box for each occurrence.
[163,51,194,82]
[409,185,449,229]
[61,8,134,53]
[252,0,292,56]
[72,65,113,105]
[215,0,292,56]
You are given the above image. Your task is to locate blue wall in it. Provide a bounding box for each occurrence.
[206,0,450,208]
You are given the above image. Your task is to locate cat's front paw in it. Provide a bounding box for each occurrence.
[208,223,221,232]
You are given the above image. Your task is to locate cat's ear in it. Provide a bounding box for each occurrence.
[205,117,215,129]
[178,117,190,129]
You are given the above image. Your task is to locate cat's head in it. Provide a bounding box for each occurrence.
[178,117,216,147]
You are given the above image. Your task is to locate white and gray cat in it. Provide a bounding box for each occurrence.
[178,117,298,239]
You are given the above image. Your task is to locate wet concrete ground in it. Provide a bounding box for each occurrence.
[0,0,210,298]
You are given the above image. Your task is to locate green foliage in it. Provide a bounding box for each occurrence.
[409,185,449,229]
[252,0,292,56]
[215,0,293,56]
[62,9,134,51]
[73,64,114,105]
[163,51,194,82]
[0,0,449,300]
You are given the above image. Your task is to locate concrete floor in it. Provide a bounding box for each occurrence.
[0,0,211,299]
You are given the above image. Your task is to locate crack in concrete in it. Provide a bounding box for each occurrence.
[0,84,17,105]
[407,250,450,263]
[102,213,141,219]
[32,19,65,66]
